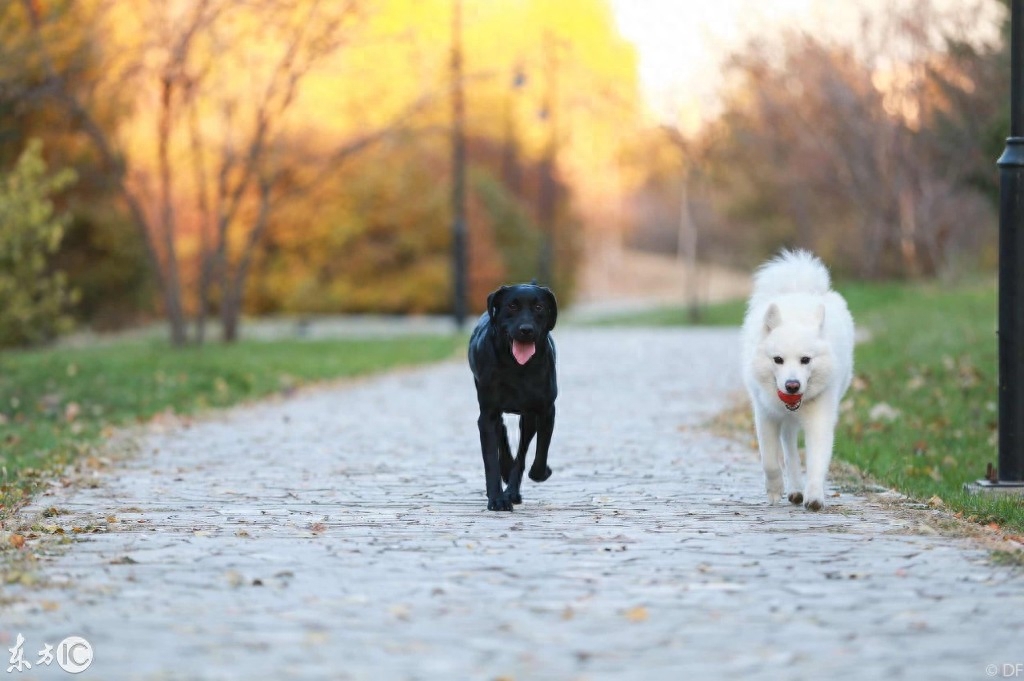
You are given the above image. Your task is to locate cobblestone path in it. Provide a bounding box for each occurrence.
[3,329,1022,680]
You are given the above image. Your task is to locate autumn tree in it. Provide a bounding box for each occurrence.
[0,140,78,347]
[10,0,640,337]
[699,0,1000,278]
[16,0,414,344]
[241,0,639,314]
[0,0,152,331]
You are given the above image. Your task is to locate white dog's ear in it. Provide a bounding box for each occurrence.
[815,303,826,336]
[763,303,781,335]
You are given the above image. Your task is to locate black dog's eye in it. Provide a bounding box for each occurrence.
[800,356,811,365]
[773,356,783,365]
[508,300,520,311]
[533,303,544,313]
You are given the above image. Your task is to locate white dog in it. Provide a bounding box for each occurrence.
[740,250,855,511]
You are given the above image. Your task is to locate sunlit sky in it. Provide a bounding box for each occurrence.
[608,0,1003,130]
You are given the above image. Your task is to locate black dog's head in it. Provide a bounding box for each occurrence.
[487,283,557,366]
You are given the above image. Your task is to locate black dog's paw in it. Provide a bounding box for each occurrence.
[508,490,523,504]
[499,451,514,484]
[528,465,552,482]
[487,494,515,512]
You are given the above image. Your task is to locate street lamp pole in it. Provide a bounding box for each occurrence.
[975,0,1024,492]
[450,0,468,329]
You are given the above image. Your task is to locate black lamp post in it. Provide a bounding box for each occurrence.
[975,0,1024,492]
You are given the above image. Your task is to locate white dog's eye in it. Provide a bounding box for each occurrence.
[773,356,783,365]
[800,356,811,365]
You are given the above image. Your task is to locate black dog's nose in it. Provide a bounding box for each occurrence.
[785,380,801,394]
[517,325,536,340]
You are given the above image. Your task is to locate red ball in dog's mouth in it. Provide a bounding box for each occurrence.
[777,390,803,411]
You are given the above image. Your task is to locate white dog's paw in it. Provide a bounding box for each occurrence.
[787,491,804,505]
[767,491,782,504]
[765,476,784,504]
[803,486,825,511]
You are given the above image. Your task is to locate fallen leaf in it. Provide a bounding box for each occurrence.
[927,495,944,508]
[9,534,25,549]
[869,403,901,423]
[624,606,648,622]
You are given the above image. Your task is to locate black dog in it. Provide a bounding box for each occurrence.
[468,283,558,511]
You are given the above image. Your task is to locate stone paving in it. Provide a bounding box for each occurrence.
[3,328,1023,680]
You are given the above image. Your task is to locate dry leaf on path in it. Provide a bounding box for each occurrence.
[624,606,648,622]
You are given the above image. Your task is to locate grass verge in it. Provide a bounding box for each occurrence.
[597,279,1024,536]
[0,335,462,521]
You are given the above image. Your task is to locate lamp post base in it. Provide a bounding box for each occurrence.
[963,480,1024,496]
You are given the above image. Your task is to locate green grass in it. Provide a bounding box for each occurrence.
[585,299,748,327]
[838,281,1024,533]
[0,335,462,517]
[597,279,1024,535]
[585,281,913,328]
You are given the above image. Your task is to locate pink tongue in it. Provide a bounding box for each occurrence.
[512,340,536,365]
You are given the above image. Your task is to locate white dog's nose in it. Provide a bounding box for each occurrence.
[784,380,801,394]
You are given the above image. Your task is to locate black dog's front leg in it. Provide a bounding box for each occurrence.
[498,419,515,484]
[478,411,513,511]
[504,415,537,504]
[528,405,555,482]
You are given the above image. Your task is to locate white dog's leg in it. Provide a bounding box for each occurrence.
[754,408,784,504]
[780,419,804,505]
[802,399,836,511]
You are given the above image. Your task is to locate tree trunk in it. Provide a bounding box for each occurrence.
[158,77,189,346]
[220,179,273,343]
[220,290,240,343]
[677,171,700,323]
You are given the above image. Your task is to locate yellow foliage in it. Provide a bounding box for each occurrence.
[50,0,644,313]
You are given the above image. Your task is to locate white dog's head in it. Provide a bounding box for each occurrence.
[753,302,835,411]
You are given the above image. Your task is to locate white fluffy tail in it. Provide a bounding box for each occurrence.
[752,249,831,298]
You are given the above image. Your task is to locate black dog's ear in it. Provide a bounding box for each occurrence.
[487,286,509,322]
[542,287,557,331]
